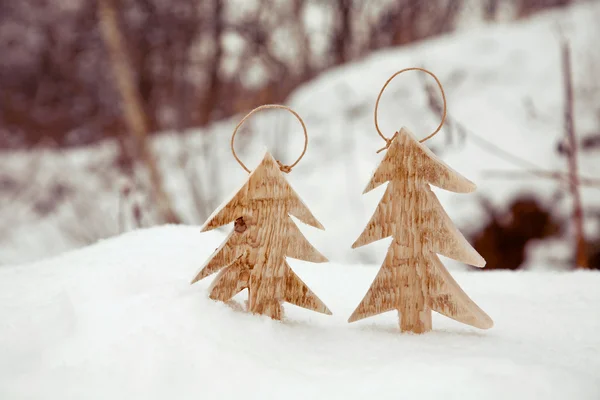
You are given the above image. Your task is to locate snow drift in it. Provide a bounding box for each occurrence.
[1,226,599,399]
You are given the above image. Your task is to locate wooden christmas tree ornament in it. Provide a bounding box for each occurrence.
[191,104,332,320]
[349,68,493,333]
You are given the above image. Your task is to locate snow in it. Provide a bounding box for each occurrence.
[1,2,599,267]
[3,4,599,398]
[1,226,599,399]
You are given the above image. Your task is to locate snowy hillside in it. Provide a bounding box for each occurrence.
[1,226,599,399]
[1,2,599,266]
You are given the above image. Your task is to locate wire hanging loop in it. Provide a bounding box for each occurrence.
[374,67,447,153]
[231,104,309,174]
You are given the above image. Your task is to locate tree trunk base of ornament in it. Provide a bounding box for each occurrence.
[249,299,283,321]
[399,308,432,334]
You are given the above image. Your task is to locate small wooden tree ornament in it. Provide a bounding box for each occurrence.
[349,68,493,333]
[191,104,332,320]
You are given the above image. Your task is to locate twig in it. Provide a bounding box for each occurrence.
[423,77,594,189]
[483,169,600,189]
[424,79,544,171]
[561,40,588,269]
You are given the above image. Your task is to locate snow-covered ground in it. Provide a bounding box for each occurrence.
[1,2,599,267]
[1,226,599,399]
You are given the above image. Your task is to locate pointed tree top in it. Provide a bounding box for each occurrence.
[365,127,476,194]
[202,151,324,231]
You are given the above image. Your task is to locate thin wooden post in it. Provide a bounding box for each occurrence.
[562,40,588,269]
[98,0,181,224]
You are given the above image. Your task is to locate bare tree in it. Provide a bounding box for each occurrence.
[199,0,224,125]
[98,0,181,224]
[561,40,588,268]
[292,0,313,79]
[484,0,500,21]
[515,0,573,19]
[332,0,353,65]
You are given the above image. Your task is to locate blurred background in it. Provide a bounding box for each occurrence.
[0,0,598,269]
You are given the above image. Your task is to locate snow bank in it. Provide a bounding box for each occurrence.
[1,226,599,399]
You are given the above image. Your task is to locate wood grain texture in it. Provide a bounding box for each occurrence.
[349,127,493,333]
[192,151,332,319]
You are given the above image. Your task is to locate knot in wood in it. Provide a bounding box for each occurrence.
[234,217,247,233]
[276,160,292,173]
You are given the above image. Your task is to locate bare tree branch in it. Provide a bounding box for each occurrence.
[483,169,600,189]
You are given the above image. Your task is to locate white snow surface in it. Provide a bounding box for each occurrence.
[1,226,599,399]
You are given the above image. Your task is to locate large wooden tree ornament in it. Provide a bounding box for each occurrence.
[191,105,332,320]
[349,69,493,333]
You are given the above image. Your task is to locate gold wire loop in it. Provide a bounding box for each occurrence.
[231,104,308,174]
[374,67,447,152]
